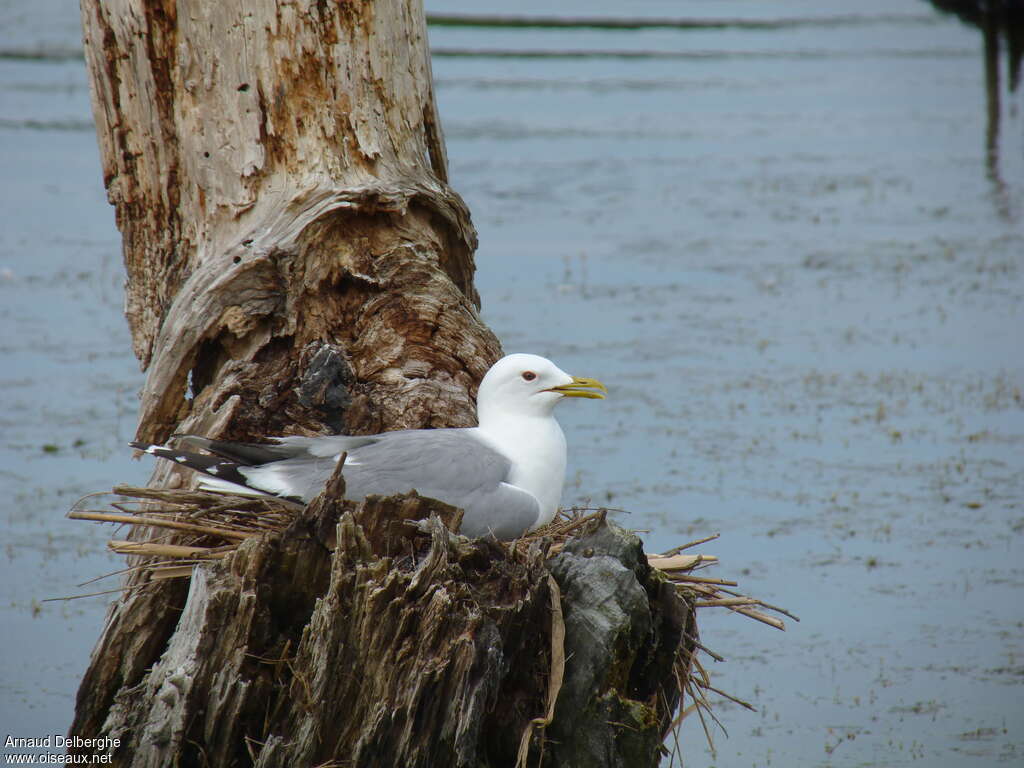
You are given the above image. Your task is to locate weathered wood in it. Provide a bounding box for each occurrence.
[73,0,501,741]
[71,0,695,764]
[80,0,499,447]
[81,486,685,767]
[547,523,691,768]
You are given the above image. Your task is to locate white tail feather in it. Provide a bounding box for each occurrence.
[196,476,270,497]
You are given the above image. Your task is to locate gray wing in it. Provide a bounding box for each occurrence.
[240,429,542,540]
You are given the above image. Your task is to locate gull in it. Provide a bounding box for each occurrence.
[133,354,606,539]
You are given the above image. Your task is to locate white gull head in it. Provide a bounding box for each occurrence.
[474,353,606,528]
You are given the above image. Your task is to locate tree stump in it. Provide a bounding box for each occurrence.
[71,0,696,764]
[78,483,689,767]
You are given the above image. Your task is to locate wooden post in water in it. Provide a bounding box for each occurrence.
[71,1,692,764]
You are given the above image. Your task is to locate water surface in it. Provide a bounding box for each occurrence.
[1,1,1021,765]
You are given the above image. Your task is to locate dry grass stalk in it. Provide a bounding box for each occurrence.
[148,564,203,580]
[647,553,719,570]
[69,510,251,540]
[107,540,233,558]
[514,574,565,768]
[672,574,738,586]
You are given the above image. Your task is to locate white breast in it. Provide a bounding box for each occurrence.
[474,415,567,529]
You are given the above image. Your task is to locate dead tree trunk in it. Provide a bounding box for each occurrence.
[71,1,691,765]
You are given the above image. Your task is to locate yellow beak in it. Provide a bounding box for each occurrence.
[546,375,608,399]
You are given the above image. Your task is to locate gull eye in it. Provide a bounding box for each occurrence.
[522,371,537,382]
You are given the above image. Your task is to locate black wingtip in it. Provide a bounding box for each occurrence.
[130,442,254,490]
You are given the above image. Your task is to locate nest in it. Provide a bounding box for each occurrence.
[68,484,796,760]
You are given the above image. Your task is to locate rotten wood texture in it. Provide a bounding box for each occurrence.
[73,0,501,742]
[81,0,500,446]
[547,523,692,768]
[73,487,686,768]
[72,0,695,763]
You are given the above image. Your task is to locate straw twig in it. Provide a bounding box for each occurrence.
[648,553,719,571]
[69,510,251,540]
[514,575,565,768]
[660,532,721,556]
[107,541,232,559]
